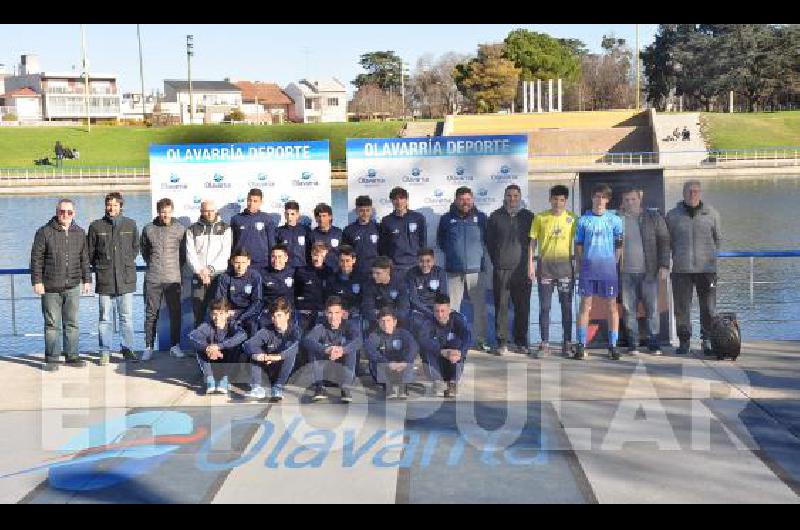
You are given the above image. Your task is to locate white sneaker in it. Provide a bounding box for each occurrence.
[141,347,153,361]
[245,386,267,400]
[169,345,185,358]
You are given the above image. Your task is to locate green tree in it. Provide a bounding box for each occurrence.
[502,29,581,83]
[353,51,407,91]
[226,108,245,122]
[454,43,520,113]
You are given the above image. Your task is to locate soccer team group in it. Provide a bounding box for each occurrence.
[30,179,721,402]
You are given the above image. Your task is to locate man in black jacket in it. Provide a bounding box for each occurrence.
[87,192,140,365]
[485,184,534,355]
[30,199,92,371]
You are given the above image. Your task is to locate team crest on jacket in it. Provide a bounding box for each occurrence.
[284,277,293,287]
[429,279,440,290]
[352,283,361,294]
[447,332,456,341]
[370,234,378,244]
[255,222,264,231]
[297,236,305,246]
[244,284,252,295]
[408,222,417,232]
[473,216,478,223]
[389,289,398,299]
[330,239,339,247]
[391,339,402,350]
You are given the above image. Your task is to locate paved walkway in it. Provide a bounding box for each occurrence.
[0,340,798,503]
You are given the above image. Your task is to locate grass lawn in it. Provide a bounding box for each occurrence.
[701,111,800,150]
[0,121,405,168]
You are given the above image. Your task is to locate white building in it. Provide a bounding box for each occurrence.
[0,87,42,122]
[163,80,242,124]
[120,92,157,121]
[284,78,347,123]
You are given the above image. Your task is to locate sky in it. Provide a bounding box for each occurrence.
[0,24,658,97]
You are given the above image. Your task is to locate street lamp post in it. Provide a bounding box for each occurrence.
[186,34,194,125]
[137,25,147,121]
[80,24,90,132]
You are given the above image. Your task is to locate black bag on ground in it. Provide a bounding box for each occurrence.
[710,312,741,360]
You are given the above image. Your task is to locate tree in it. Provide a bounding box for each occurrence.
[409,51,470,117]
[577,35,636,110]
[352,51,407,92]
[348,83,402,119]
[502,29,582,83]
[226,108,245,122]
[454,43,520,113]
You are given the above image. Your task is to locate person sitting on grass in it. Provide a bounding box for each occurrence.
[188,298,248,395]
[214,249,263,335]
[243,297,300,402]
[365,307,418,400]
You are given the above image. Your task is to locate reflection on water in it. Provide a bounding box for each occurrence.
[0,176,798,353]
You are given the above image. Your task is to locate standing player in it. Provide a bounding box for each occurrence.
[307,203,343,270]
[342,195,379,279]
[379,187,426,281]
[230,188,276,276]
[275,201,311,270]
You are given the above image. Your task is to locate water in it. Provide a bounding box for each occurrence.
[1,176,798,354]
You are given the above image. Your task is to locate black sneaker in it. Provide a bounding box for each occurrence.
[562,341,572,357]
[340,388,352,403]
[444,381,457,398]
[43,360,60,372]
[121,347,139,363]
[312,385,326,402]
[675,341,690,355]
[609,346,621,360]
[398,384,409,400]
[65,357,87,368]
[385,384,397,400]
[573,343,586,360]
[702,339,714,356]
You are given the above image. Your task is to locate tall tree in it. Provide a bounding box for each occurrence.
[352,51,407,91]
[454,43,520,113]
[502,29,582,83]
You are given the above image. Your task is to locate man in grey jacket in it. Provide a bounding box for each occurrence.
[186,199,231,327]
[666,180,721,356]
[30,198,93,371]
[140,197,187,361]
[619,186,670,356]
[87,192,140,365]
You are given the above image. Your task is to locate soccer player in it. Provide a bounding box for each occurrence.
[416,294,470,398]
[188,298,248,395]
[275,200,311,270]
[307,202,343,270]
[294,241,335,333]
[230,188,276,276]
[342,195,380,279]
[365,307,419,400]
[214,249,263,335]
[256,243,295,330]
[405,247,448,333]
[362,256,410,333]
[379,187,427,280]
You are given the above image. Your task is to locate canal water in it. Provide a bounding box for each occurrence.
[1,176,798,354]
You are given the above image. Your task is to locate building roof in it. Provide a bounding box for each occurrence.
[296,78,347,96]
[4,87,39,98]
[164,80,240,93]
[233,81,293,105]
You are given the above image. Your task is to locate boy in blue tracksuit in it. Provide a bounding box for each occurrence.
[307,203,343,271]
[188,298,248,395]
[256,243,295,330]
[294,241,335,333]
[379,187,427,280]
[243,297,300,402]
[275,200,311,270]
[365,307,419,400]
[343,195,380,279]
[437,186,489,350]
[214,249,262,335]
[362,256,410,333]
[416,294,471,398]
[326,245,365,322]
[303,296,363,403]
[230,188,276,275]
[405,247,449,334]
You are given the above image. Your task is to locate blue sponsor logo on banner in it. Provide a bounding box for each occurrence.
[206,173,231,189]
[213,173,224,182]
[237,196,246,204]
[292,171,319,187]
[411,168,421,176]
[193,196,202,204]
[170,173,180,183]
[434,189,444,197]
[478,188,489,197]
[161,172,187,190]
[368,168,377,177]
[500,165,510,174]
[301,171,313,180]
[456,166,465,175]
[258,173,268,181]
[281,194,291,202]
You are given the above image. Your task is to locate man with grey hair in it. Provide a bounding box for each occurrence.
[30,199,93,371]
[186,199,231,326]
[666,180,721,356]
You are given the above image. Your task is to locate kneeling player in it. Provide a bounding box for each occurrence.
[416,294,470,398]
[365,307,418,400]
[302,296,362,403]
[243,297,300,402]
[215,249,262,335]
[188,298,248,395]
[362,256,410,333]
[405,247,448,333]
[294,241,334,333]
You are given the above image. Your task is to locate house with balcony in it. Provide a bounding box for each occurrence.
[284,78,347,123]
[232,80,292,124]
[163,79,242,124]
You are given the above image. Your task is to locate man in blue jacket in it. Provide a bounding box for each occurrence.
[214,249,263,335]
[362,256,410,333]
[275,201,311,270]
[416,294,471,398]
[379,187,426,280]
[307,203,343,270]
[405,247,448,334]
[343,195,380,279]
[230,188,276,276]
[437,186,489,351]
[188,298,248,395]
[303,296,363,403]
[365,307,419,400]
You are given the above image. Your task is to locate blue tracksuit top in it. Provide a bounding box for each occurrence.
[188,321,248,353]
[302,320,362,359]
[405,265,449,317]
[417,311,471,359]
[362,275,410,325]
[260,265,295,308]
[365,328,418,364]
[214,269,262,323]
[379,210,427,271]
[326,270,366,316]
[243,323,300,361]
[293,264,334,312]
[437,204,487,274]
[275,223,311,269]
[230,210,276,266]
[307,225,344,270]
[342,220,380,276]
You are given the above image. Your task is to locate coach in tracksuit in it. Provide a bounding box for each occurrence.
[437,186,488,350]
[405,247,448,333]
[343,195,380,278]
[486,184,534,354]
[256,243,295,329]
[275,200,311,270]
[214,249,263,335]
[230,188,276,275]
[307,203,343,270]
[303,296,363,403]
[362,256,410,333]
[379,187,427,280]
[416,294,471,398]
[185,199,231,326]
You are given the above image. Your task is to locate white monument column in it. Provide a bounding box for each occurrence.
[536,79,542,113]
[523,81,528,113]
[558,78,563,112]
[548,79,553,112]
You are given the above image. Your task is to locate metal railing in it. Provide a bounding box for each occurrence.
[0,167,149,183]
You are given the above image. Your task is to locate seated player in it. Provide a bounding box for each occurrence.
[416,294,471,398]
[365,307,418,400]
[275,200,311,270]
[294,241,335,333]
[243,297,300,402]
[214,249,262,335]
[302,296,363,403]
[307,202,343,270]
[405,247,448,333]
[188,298,248,395]
[256,243,295,329]
[362,256,410,333]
